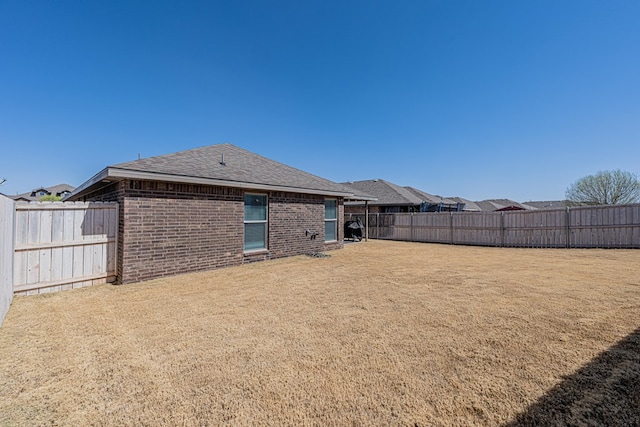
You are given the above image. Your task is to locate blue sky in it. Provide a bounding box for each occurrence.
[1,1,638,201]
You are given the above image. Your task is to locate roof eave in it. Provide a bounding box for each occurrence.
[64,167,110,201]
[344,195,378,202]
[345,201,420,206]
[68,167,354,199]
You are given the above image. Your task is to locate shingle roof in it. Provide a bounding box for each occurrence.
[522,200,567,210]
[447,197,481,211]
[341,179,424,206]
[70,144,354,199]
[474,199,537,211]
[404,187,458,205]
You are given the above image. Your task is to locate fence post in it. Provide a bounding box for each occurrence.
[566,207,571,248]
[410,212,414,242]
[501,211,505,247]
[376,213,379,239]
[365,203,369,241]
[450,212,454,244]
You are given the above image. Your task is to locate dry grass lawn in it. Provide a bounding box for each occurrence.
[1,240,639,426]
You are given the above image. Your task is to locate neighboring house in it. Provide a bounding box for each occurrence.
[451,198,563,212]
[447,197,482,212]
[473,199,537,212]
[341,179,547,214]
[403,187,464,212]
[66,143,359,285]
[10,184,75,201]
[341,179,464,214]
[523,200,568,210]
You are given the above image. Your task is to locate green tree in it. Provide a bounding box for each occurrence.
[39,195,62,202]
[566,170,640,206]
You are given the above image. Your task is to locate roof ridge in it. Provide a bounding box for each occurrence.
[113,143,236,167]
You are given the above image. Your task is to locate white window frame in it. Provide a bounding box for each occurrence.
[324,198,338,242]
[244,193,268,252]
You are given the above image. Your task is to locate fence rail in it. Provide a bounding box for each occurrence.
[347,204,640,249]
[13,201,118,295]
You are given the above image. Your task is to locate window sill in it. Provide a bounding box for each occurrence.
[244,249,269,255]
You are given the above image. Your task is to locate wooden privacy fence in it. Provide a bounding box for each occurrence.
[348,204,640,248]
[13,202,118,295]
[0,195,15,325]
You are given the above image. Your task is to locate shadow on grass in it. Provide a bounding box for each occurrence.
[505,327,640,426]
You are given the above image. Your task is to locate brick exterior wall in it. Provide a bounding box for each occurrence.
[79,179,344,284]
[79,181,126,283]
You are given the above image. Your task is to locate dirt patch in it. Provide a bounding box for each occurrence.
[1,240,638,426]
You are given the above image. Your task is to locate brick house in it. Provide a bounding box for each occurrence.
[341,179,464,215]
[67,144,356,284]
[10,184,75,201]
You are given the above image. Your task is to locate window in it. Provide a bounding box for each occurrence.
[325,199,337,242]
[244,193,267,251]
[32,189,49,197]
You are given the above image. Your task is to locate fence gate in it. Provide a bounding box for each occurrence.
[13,202,118,295]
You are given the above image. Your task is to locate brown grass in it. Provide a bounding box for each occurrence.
[0,240,639,426]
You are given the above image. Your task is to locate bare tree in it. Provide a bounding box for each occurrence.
[566,170,640,206]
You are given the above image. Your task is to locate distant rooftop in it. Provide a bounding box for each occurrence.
[10,184,75,202]
[523,200,568,210]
